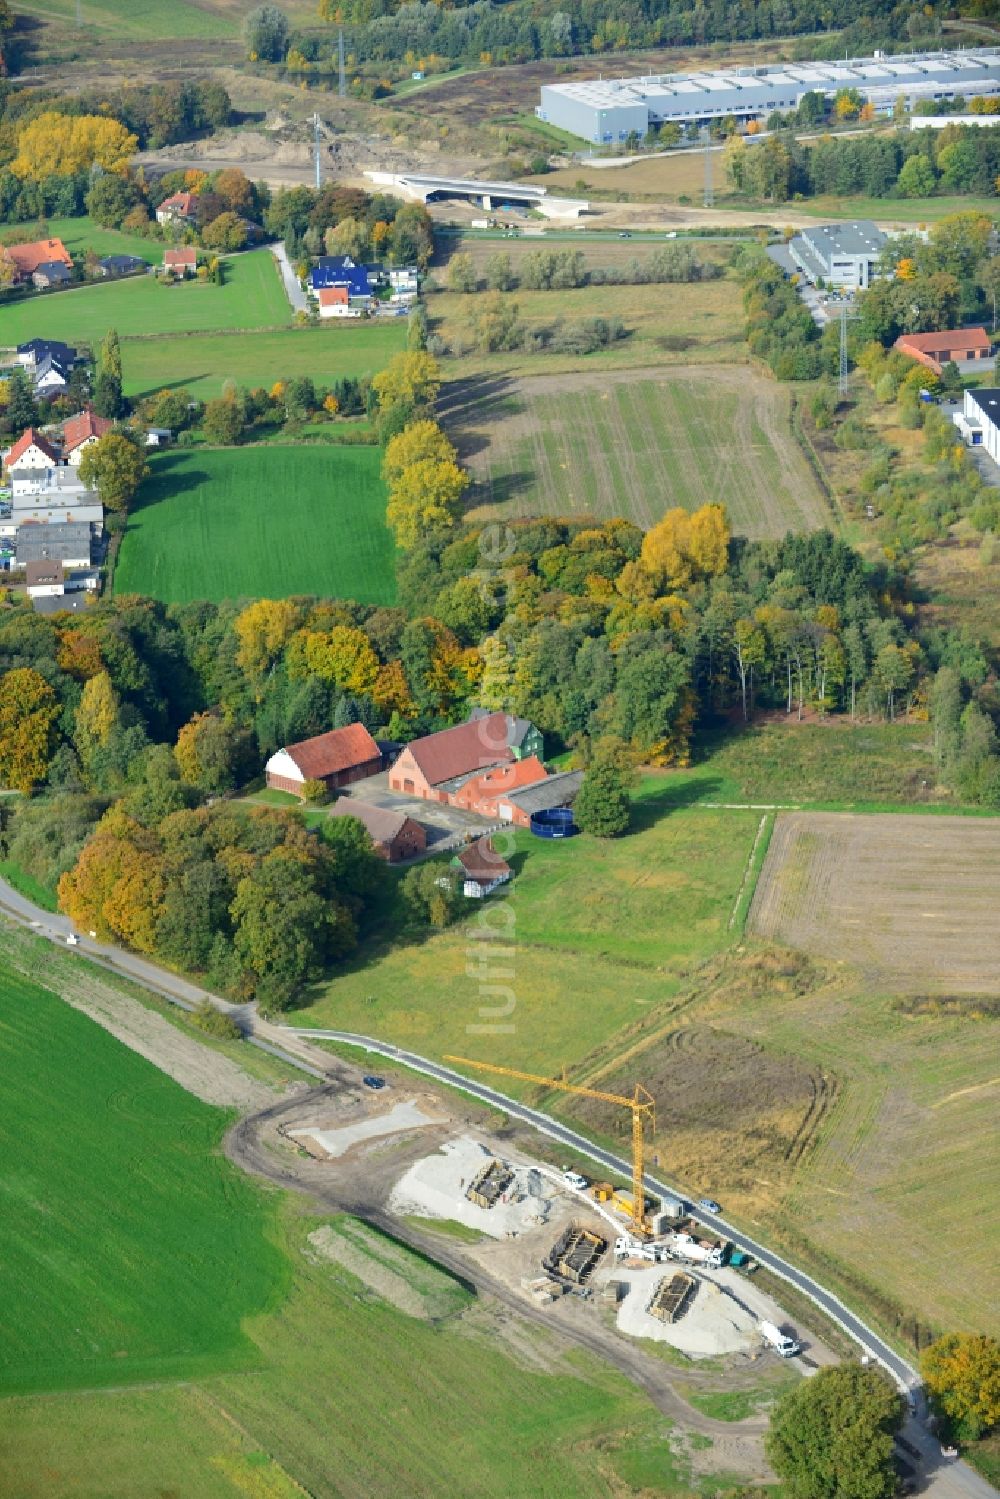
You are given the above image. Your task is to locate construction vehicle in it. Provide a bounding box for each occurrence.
[759,1320,801,1357]
[667,1232,727,1269]
[443,1054,655,1236]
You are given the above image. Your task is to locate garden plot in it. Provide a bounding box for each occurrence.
[389,1136,557,1238]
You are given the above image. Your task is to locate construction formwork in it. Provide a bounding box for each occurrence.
[466,1158,514,1209]
[543,1223,607,1286]
[648,1272,697,1324]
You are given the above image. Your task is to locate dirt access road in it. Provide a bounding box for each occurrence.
[225,1076,776,1482]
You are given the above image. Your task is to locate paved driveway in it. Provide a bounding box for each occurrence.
[271,242,308,315]
[339,772,495,849]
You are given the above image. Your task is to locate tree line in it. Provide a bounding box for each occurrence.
[244,1,945,86]
[725,121,1000,206]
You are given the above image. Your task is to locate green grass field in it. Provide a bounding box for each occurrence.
[0,1204,677,1499]
[0,249,289,349]
[114,447,396,605]
[121,322,408,400]
[0,215,162,266]
[15,0,322,39]
[297,777,761,1071]
[0,965,285,1396]
[456,366,829,538]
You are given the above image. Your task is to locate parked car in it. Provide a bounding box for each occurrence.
[562,1170,588,1191]
[362,1075,387,1090]
[697,1197,722,1214]
[618,231,632,238]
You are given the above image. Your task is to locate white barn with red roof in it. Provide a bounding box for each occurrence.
[265,723,382,796]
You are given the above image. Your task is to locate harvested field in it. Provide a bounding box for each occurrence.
[750,811,1000,992]
[446,366,829,537]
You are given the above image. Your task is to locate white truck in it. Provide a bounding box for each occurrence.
[759,1320,801,1358]
[667,1232,726,1269]
[614,1236,670,1263]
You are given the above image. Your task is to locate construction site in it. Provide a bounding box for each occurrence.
[258,1054,828,1372]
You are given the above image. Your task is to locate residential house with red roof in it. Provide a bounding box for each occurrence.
[264,723,381,796]
[4,237,72,283]
[155,191,197,226]
[162,246,198,276]
[317,286,362,319]
[63,411,113,467]
[2,427,60,475]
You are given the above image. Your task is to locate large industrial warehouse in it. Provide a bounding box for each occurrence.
[537,46,1000,145]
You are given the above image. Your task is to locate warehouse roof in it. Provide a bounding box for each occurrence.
[801,221,887,259]
[16,521,93,565]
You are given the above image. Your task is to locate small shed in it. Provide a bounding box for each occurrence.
[453,837,512,899]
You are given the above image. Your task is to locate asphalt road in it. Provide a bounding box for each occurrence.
[0,875,993,1496]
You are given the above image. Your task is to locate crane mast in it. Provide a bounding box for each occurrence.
[444,1055,655,1236]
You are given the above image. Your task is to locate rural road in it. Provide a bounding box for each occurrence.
[0,875,994,1497]
[271,242,309,315]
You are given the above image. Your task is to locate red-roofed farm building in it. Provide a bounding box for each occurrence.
[264,723,381,796]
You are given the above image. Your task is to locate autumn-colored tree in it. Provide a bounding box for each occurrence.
[234,598,301,681]
[324,216,367,261]
[202,211,247,251]
[213,167,254,215]
[0,668,59,792]
[386,457,469,550]
[372,351,441,413]
[382,419,457,487]
[687,503,731,577]
[174,712,251,794]
[74,670,119,767]
[286,625,379,696]
[640,507,693,591]
[56,627,103,681]
[0,246,15,288]
[12,112,137,180]
[78,432,148,513]
[57,811,165,951]
[921,1334,1000,1439]
[477,634,515,710]
[371,659,415,720]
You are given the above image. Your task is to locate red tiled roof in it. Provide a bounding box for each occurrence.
[319,286,349,305]
[5,237,72,275]
[330,799,417,843]
[4,427,59,467]
[164,246,198,267]
[456,756,547,806]
[159,192,196,215]
[406,713,513,786]
[896,328,992,354]
[63,410,113,454]
[285,723,380,780]
[455,837,511,883]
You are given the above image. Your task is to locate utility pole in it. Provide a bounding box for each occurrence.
[701,125,713,209]
[312,113,322,191]
[338,29,346,99]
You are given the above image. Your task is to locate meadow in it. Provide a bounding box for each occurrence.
[0,215,163,266]
[0,248,290,348]
[122,322,408,400]
[16,0,319,40]
[429,276,745,378]
[0,965,286,1396]
[114,446,396,605]
[451,365,829,537]
[297,777,762,1070]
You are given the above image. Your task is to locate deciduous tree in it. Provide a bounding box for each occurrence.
[765,1362,904,1499]
[386,456,469,550]
[921,1333,1000,1438]
[0,667,59,792]
[78,432,148,512]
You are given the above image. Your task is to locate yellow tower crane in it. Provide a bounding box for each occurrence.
[443,1055,656,1237]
